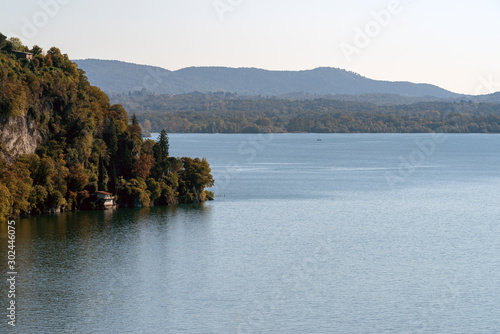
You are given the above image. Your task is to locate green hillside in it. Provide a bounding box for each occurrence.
[0,34,213,221]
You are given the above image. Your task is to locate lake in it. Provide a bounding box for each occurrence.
[3,133,500,333]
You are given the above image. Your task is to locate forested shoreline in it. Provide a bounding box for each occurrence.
[111,91,500,134]
[0,34,214,221]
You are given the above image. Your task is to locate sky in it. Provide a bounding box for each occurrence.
[1,0,499,95]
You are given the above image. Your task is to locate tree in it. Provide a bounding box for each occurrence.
[92,139,109,191]
[31,45,44,55]
[133,154,154,180]
[158,129,169,160]
[67,164,89,193]
[42,53,52,67]
[105,122,119,192]
[152,129,170,178]
[142,139,156,156]
[142,119,152,133]
[47,47,64,67]
[8,37,24,51]
[129,114,142,145]
[0,158,33,217]
[0,183,12,220]
[0,33,9,51]
[109,104,129,132]
[178,157,214,203]
[115,114,143,180]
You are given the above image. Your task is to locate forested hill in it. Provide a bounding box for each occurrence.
[74,59,459,98]
[0,34,214,221]
[111,92,500,134]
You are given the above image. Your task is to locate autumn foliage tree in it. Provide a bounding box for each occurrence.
[133,154,154,179]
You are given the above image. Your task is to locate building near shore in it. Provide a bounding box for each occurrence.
[94,191,116,210]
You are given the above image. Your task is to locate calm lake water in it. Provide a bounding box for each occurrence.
[2,134,500,333]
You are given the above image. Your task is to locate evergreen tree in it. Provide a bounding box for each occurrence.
[152,129,170,178]
[130,114,142,141]
[158,129,169,160]
[98,155,106,191]
[105,122,119,192]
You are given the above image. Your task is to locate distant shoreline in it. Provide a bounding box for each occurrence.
[147,132,500,135]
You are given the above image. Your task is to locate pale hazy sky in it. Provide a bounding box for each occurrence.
[1,0,499,95]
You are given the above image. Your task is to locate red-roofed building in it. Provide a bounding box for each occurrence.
[94,191,116,209]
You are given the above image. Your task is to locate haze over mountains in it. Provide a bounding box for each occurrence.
[74,59,500,104]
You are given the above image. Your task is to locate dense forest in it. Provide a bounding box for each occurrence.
[111,91,500,134]
[0,34,214,221]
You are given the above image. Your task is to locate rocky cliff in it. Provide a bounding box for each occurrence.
[0,113,42,163]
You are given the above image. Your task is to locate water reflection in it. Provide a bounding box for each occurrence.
[15,202,212,239]
[0,203,213,333]
[3,134,499,333]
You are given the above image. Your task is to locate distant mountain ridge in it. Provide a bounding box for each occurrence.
[73,59,461,98]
